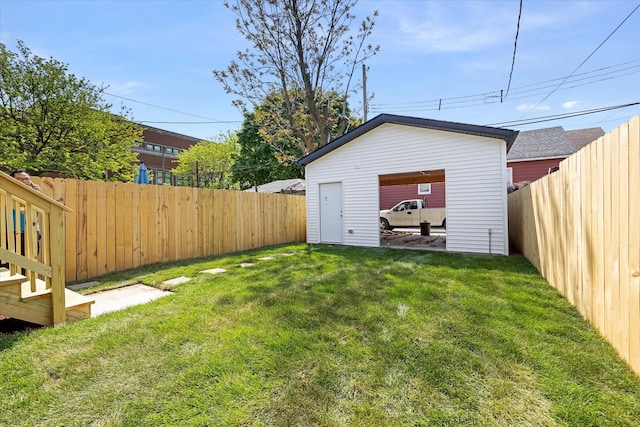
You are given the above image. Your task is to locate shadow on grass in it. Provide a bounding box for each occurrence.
[0,317,44,350]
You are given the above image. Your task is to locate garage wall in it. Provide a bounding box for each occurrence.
[379,183,446,210]
[305,123,509,255]
[446,135,508,255]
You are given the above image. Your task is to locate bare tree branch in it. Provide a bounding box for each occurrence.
[214,0,378,155]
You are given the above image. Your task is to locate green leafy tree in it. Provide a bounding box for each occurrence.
[230,112,304,190]
[254,89,361,165]
[0,40,141,180]
[172,132,239,189]
[214,0,378,156]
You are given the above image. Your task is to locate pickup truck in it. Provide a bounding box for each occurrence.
[380,199,446,230]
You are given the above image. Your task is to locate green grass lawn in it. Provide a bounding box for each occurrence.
[1,244,639,426]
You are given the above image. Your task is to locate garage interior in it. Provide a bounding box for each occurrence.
[379,169,447,250]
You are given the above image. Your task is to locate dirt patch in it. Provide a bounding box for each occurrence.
[381,231,446,250]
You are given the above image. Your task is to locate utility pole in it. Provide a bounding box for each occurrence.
[362,63,368,122]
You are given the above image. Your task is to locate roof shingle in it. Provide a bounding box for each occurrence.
[507,126,576,161]
[566,127,605,151]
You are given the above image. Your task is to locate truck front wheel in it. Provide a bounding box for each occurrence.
[380,218,392,231]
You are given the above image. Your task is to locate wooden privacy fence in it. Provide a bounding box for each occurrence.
[508,115,639,375]
[29,178,306,282]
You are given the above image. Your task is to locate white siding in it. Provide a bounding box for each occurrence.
[305,123,509,255]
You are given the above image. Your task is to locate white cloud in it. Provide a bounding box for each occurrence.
[516,103,551,112]
[373,1,517,54]
[522,1,601,30]
[396,20,506,52]
[107,81,144,95]
[562,101,580,109]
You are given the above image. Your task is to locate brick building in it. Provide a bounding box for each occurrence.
[133,125,202,186]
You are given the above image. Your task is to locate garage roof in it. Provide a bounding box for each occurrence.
[297,113,519,166]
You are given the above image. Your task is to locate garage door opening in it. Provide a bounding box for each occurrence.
[379,169,446,250]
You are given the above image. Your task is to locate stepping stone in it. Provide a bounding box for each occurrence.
[279,253,295,257]
[163,276,191,285]
[90,284,173,317]
[238,263,254,268]
[200,268,227,275]
[68,281,101,291]
[258,256,275,261]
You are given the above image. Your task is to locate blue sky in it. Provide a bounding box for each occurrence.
[1,0,639,141]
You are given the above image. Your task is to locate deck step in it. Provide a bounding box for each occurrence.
[0,268,28,287]
[20,279,53,302]
[63,289,95,322]
[64,288,95,310]
[20,279,94,310]
[0,269,95,324]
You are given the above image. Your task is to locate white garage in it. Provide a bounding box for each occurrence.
[297,114,519,255]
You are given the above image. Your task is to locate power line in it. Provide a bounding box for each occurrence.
[517,2,640,118]
[487,101,640,127]
[137,120,242,125]
[595,97,640,125]
[488,69,639,105]
[369,72,638,113]
[503,0,523,101]
[499,66,638,98]
[369,68,639,114]
[499,60,640,91]
[103,91,240,124]
[369,60,639,111]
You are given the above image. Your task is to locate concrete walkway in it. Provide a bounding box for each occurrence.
[89,284,173,317]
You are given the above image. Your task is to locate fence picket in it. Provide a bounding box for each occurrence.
[629,116,640,373]
[66,179,76,278]
[603,130,614,342]
[86,180,98,276]
[617,122,630,362]
[95,181,108,276]
[105,181,117,276]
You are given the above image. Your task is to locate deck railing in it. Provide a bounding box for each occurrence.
[0,171,72,325]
